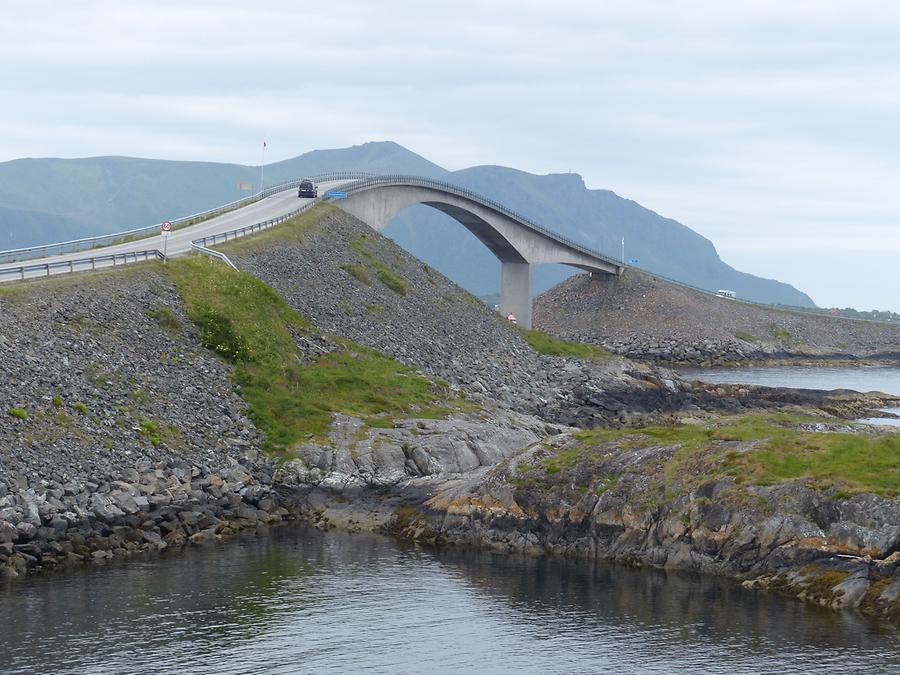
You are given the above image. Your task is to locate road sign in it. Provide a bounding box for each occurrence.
[161,221,172,263]
[238,182,254,191]
[628,258,639,264]
[325,191,347,199]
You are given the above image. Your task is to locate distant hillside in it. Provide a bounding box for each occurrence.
[0,141,812,306]
[534,269,898,363]
[0,204,87,249]
[384,168,814,307]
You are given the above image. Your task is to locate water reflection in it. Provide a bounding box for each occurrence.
[679,365,900,397]
[1,526,897,673]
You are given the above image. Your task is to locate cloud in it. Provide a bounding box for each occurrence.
[1,0,898,309]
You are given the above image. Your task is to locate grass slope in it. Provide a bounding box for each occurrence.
[517,326,612,359]
[563,414,900,497]
[166,250,454,456]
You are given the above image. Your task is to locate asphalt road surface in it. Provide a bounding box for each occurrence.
[0,181,345,282]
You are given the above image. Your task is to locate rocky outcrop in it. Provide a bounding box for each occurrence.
[534,270,900,364]
[287,429,900,624]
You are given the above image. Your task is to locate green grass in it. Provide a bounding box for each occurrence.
[718,420,900,496]
[139,417,161,446]
[734,331,761,344]
[74,402,89,415]
[517,327,612,359]
[376,268,407,295]
[147,307,182,332]
[771,324,798,344]
[555,414,900,497]
[341,263,371,285]
[166,256,454,455]
[350,236,408,295]
[218,203,335,253]
[7,407,28,421]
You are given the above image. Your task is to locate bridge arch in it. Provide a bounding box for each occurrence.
[328,176,623,328]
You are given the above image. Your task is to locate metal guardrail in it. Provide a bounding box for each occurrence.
[3,169,893,327]
[0,171,375,264]
[190,196,319,250]
[190,242,237,270]
[325,174,626,270]
[0,249,166,282]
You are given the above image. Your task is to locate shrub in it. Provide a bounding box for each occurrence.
[376,268,407,295]
[341,263,371,285]
[147,307,182,332]
[517,327,612,359]
[196,309,249,362]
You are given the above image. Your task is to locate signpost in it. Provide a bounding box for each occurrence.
[161,220,172,262]
[325,191,347,199]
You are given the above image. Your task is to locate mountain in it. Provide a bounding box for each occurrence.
[0,141,813,306]
[0,205,88,250]
[383,168,814,307]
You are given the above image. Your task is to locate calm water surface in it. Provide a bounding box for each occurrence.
[680,365,900,426]
[1,526,897,673]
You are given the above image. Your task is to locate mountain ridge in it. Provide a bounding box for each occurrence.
[0,141,813,306]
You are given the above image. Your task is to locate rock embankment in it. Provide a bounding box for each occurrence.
[0,263,571,579]
[223,208,895,427]
[0,271,292,577]
[534,270,900,364]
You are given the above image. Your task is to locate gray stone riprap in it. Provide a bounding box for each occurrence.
[534,271,900,364]
[0,271,287,577]
[226,212,722,426]
[227,210,897,427]
[0,268,562,578]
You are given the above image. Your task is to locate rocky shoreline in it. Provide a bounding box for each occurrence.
[0,454,293,579]
[278,421,900,626]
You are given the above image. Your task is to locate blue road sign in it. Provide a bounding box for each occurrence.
[326,191,347,199]
[628,258,640,264]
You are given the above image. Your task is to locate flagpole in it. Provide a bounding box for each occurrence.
[259,141,266,194]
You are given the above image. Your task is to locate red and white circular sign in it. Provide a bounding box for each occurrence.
[161,220,173,233]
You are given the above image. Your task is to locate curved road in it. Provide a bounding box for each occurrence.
[0,181,346,282]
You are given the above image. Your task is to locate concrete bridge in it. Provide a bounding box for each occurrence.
[0,173,623,327]
[326,175,623,328]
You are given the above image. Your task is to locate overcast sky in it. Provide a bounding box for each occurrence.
[3,0,899,310]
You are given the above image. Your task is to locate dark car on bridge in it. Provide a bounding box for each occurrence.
[298,179,317,198]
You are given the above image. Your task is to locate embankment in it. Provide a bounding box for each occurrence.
[533,270,900,364]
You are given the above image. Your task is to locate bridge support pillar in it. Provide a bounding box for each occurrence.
[500,262,532,329]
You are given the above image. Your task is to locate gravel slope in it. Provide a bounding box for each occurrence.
[534,270,900,363]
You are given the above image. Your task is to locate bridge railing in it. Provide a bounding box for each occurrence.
[325,174,626,270]
[0,171,375,264]
[190,196,321,250]
[0,249,167,282]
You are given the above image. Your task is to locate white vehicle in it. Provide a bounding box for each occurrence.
[715,289,737,299]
